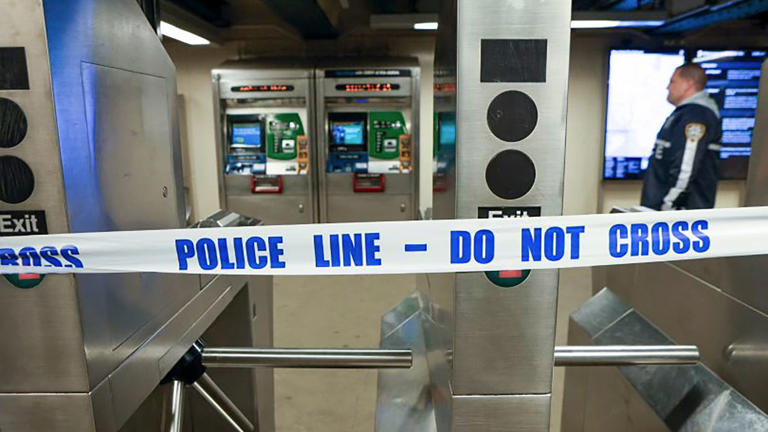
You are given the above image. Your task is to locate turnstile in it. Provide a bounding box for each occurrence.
[424,1,573,430]
[377,1,703,431]
[213,60,316,225]
[561,58,768,431]
[378,0,574,429]
[315,58,420,223]
[0,2,274,430]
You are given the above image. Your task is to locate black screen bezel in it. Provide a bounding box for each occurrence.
[328,112,367,153]
[227,114,266,152]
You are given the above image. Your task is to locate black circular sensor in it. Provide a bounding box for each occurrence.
[486,91,538,142]
[485,150,536,200]
[0,156,35,204]
[0,98,28,148]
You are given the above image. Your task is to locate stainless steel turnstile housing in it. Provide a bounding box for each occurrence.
[378,1,573,430]
[0,1,273,430]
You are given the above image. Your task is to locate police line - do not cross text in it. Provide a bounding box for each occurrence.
[0,207,765,276]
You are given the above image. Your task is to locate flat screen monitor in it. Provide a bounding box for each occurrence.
[604,49,685,180]
[332,122,364,145]
[329,112,367,152]
[231,123,263,148]
[603,48,766,180]
[697,49,766,179]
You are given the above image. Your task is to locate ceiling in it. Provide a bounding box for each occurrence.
[161,0,768,42]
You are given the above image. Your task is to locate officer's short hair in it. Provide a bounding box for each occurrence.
[676,63,708,90]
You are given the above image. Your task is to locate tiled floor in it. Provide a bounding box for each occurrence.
[272,270,592,432]
[273,274,420,432]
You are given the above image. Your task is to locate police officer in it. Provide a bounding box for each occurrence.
[641,63,721,210]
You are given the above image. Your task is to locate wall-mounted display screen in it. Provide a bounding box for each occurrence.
[231,123,263,147]
[604,49,684,180]
[698,49,766,179]
[604,48,766,180]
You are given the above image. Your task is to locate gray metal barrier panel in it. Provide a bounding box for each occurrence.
[563,288,768,431]
[376,292,437,432]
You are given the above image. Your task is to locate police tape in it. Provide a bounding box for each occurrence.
[0,207,767,276]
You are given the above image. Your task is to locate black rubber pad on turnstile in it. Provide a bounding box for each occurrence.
[485,150,536,200]
[0,98,27,148]
[481,39,547,83]
[0,48,30,90]
[0,156,34,204]
[486,90,538,142]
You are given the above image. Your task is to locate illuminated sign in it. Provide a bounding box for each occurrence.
[335,83,401,92]
[231,84,295,93]
[434,83,457,92]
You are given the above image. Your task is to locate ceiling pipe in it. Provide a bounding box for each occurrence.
[654,0,768,33]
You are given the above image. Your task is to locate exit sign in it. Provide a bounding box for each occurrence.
[479,206,540,288]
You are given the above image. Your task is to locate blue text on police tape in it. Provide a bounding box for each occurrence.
[0,245,84,268]
[608,220,709,258]
[450,230,495,264]
[176,237,285,271]
[521,226,585,262]
[314,233,382,268]
[449,220,710,266]
[450,226,586,265]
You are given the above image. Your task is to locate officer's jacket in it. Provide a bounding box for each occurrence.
[641,91,721,210]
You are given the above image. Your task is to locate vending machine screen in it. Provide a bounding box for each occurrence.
[438,115,456,148]
[231,123,263,147]
[329,112,367,153]
[332,122,364,145]
[327,113,368,172]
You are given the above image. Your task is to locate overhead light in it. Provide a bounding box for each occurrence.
[414,22,439,30]
[370,14,439,30]
[570,20,665,29]
[160,21,210,45]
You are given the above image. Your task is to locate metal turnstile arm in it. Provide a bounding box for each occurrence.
[191,373,255,432]
[554,345,700,366]
[202,348,413,369]
[168,380,185,432]
[163,342,256,432]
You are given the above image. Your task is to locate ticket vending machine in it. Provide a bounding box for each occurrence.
[213,60,316,224]
[316,59,419,223]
